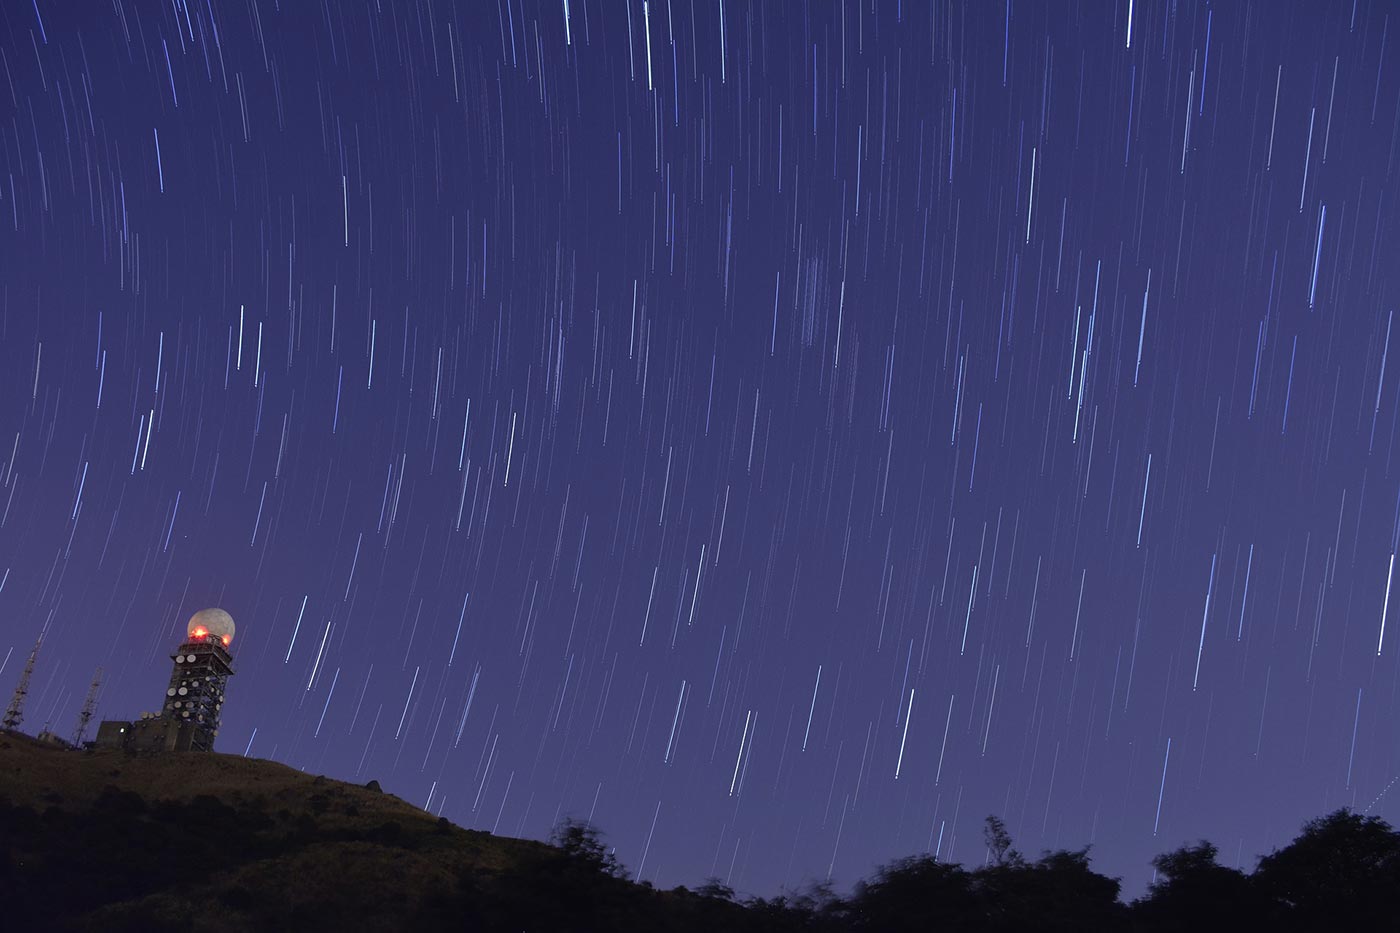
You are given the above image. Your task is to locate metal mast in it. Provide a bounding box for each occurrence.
[72,666,103,746]
[2,634,42,732]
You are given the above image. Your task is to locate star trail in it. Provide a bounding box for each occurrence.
[2,0,1399,899]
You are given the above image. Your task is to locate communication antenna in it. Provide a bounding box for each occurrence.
[2,634,42,732]
[72,666,104,746]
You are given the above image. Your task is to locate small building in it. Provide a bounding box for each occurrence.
[94,719,132,748]
[95,714,213,753]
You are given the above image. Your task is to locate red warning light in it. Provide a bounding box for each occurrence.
[221,635,231,646]
[191,626,208,641]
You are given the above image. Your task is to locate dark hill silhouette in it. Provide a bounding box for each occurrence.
[2,732,1398,932]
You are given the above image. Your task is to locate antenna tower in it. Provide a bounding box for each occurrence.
[2,634,42,732]
[72,666,104,746]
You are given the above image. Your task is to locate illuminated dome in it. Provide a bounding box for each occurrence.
[188,608,235,646]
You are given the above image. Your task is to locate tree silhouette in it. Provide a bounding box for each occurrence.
[1252,808,1400,931]
[983,815,1024,867]
[847,855,981,932]
[549,816,625,878]
[1133,840,1263,931]
[696,876,736,901]
[743,879,847,932]
[976,846,1123,933]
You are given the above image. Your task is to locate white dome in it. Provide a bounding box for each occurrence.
[188,608,235,644]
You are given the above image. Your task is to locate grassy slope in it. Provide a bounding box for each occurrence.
[0,731,555,931]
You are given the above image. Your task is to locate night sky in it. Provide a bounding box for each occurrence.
[2,0,1399,899]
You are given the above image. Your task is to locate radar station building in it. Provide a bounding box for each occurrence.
[95,608,237,753]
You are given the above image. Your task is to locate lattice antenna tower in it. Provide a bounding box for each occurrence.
[2,634,43,732]
[72,666,104,746]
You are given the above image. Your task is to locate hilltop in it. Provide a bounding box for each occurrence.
[4,731,1399,932]
[0,732,756,932]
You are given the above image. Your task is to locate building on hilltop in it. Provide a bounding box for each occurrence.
[95,608,237,753]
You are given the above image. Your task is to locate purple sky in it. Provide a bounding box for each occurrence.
[2,0,1398,899]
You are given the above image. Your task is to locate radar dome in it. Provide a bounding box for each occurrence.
[188,608,235,645]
